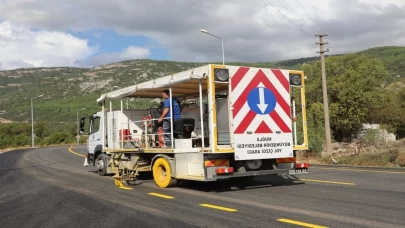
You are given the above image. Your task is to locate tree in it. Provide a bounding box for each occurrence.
[369,86,405,138]
[303,54,390,142]
[35,122,46,138]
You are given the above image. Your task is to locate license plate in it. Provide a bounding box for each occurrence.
[289,168,308,174]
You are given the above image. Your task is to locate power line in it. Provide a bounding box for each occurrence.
[277,0,319,34]
[260,0,314,42]
[294,0,327,33]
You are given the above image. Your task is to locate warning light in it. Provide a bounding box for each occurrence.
[214,68,229,82]
[215,167,234,174]
[289,73,302,86]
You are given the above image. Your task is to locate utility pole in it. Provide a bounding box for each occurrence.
[31,98,35,148]
[316,34,332,154]
[200,29,225,65]
[31,95,43,148]
[77,108,85,145]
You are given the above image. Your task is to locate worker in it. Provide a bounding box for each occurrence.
[158,89,181,148]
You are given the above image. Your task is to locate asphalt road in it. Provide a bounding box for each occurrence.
[1,146,405,228]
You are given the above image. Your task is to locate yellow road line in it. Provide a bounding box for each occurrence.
[200,204,238,212]
[278,218,328,228]
[68,146,85,157]
[148,193,175,199]
[299,178,355,186]
[119,186,133,190]
[312,167,405,175]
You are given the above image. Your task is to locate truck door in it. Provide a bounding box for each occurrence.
[88,116,101,154]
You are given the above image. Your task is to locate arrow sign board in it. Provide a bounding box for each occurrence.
[230,66,293,161]
[247,87,277,115]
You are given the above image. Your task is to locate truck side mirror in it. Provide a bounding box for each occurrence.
[80,117,86,134]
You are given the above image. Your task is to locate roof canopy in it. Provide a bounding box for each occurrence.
[97,65,212,103]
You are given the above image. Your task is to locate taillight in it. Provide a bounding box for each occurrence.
[215,167,234,174]
[295,163,310,168]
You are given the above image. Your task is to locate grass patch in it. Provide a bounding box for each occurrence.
[319,150,405,168]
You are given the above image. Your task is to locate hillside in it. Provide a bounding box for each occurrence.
[357,46,405,77]
[0,61,202,122]
[0,46,404,123]
[0,60,283,123]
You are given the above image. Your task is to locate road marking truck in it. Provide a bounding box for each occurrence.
[79,64,309,188]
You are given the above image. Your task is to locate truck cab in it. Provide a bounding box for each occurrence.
[83,113,102,167]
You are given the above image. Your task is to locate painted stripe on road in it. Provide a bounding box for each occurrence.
[299,178,355,185]
[200,204,238,212]
[68,146,85,157]
[148,193,175,199]
[312,167,405,175]
[119,186,133,190]
[278,218,328,228]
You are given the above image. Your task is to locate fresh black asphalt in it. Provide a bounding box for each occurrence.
[1,146,405,228]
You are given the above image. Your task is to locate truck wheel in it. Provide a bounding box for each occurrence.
[152,157,177,188]
[95,154,108,176]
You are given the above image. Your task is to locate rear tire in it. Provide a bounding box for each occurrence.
[95,154,108,176]
[152,157,177,188]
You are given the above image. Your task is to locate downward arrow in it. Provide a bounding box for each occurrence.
[257,87,268,113]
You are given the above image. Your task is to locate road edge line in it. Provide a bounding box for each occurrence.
[299,178,355,185]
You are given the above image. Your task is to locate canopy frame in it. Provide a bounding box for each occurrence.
[97,65,211,103]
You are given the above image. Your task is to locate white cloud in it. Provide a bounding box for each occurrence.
[0,0,405,67]
[0,20,151,70]
[0,20,95,70]
[120,46,150,60]
[75,46,150,67]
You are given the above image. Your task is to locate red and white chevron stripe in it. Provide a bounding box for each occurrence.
[230,66,292,134]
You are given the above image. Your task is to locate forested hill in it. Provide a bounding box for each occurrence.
[1,45,405,150]
[0,46,404,124]
[357,46,405,77]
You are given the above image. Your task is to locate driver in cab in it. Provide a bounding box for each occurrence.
[158,89,181,148]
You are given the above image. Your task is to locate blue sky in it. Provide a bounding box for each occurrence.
[68,29,169,60]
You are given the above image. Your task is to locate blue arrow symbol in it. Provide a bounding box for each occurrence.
[257,87,268,114]
[247,87,277,115]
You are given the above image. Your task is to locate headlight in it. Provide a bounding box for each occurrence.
[214,68,229,82]
[289,74,302,86]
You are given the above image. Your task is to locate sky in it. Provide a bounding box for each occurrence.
[0,0,404,70]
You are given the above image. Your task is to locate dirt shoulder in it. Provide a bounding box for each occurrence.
[0,146,29,154]
[297,139,405,168]
[0,144,73,154]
